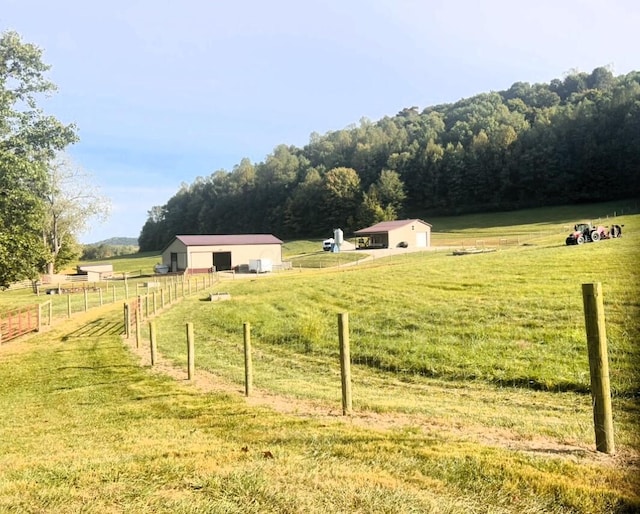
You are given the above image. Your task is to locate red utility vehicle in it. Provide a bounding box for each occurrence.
[565,222,623,245]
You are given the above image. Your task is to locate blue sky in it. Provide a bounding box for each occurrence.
[2,0,638,243]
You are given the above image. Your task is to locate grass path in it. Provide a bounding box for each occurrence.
[1,304,639,513]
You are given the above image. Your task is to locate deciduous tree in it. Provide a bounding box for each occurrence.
[0,31,78,287]
[43,155,110,274]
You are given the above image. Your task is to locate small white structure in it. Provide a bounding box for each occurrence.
[77,263,113,281]
[332,228,344,253]
[249,259,272,273]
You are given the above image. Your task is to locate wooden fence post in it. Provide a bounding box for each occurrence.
[153,291,157,315]
[99,287,103,306]
[37,304,42,332]
[338,312,352,415]
[582,282,615,454]
[244,322,253,397]
[112,285,116,303]
[84,289,88,312]
[135,306,141,349]
[186,322,195,380]
[149,321,157,366]
[67,294,71,318]
[124,303,130,338]
[161,288,165,309]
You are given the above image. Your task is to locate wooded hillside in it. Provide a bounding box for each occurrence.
[139,67,640,251]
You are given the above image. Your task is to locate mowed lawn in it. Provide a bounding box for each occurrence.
[1,305,638,513]
[0,203,638,513]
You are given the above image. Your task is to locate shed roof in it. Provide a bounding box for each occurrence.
[354,219,431,235]
[77,262,113,270]
[175,234,283,246]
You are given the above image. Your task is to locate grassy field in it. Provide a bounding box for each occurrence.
[0,201,638,512]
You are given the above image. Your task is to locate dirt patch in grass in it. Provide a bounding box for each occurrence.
[123,334,638,469]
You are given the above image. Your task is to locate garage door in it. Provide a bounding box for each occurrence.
[415,232,427,247]
[213,252,232,271]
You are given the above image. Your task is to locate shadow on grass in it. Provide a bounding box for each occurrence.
[354,353,593,395]
[62,319,124,340]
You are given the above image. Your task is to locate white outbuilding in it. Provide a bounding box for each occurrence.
[160,234,283,273]
[353,219,432,249]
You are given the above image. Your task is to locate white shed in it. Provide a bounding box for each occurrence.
[354,219,432,249]
[77,263,114,281]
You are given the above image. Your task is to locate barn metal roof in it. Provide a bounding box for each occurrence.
[175,234,283,246]
[354,219,431,235]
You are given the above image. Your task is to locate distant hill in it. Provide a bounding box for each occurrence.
[88,237,139,247]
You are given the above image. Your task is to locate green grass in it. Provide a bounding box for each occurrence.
[281,239,321,258]
[1,307,638,513]
[289,250,368,268]
[0,201,639,512]
[427,199,638,231]
[84,250,162,275]
[428,199,638,247]
[153,213,639,398]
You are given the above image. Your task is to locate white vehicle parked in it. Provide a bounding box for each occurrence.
[322,238,334,251]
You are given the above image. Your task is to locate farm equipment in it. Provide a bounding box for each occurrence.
[565,222,623,245]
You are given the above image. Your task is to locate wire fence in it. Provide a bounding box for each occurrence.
[0,272,219,346]
[126,275,638,409]
[123,273,217,340]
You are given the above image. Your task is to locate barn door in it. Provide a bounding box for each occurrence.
[212,252,232,271]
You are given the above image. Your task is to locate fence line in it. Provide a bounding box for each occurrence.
[0,271,218,346]
[123,272,219,336]
[127,283,624,397]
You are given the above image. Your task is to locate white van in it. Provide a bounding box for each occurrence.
[322,238,334,251]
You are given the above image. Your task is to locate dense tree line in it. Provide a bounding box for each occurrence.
[139,67,640,251]
[81,244,139,261]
